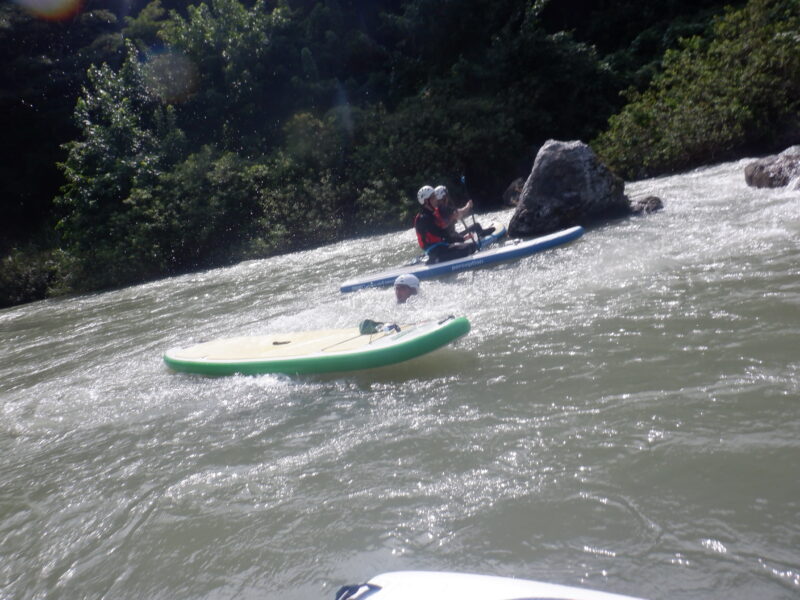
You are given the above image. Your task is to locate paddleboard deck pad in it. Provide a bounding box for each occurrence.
[163,316,470,376]
[335,571,647,600]
[340,225,583,293]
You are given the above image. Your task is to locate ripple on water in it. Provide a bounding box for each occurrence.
[1,159,798,600]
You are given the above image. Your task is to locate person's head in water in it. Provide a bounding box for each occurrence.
[394,273,420,304]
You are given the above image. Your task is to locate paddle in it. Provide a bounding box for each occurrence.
[459,216,475,244]
[460,174,479,232]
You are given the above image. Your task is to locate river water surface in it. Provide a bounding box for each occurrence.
[1,159,798,600]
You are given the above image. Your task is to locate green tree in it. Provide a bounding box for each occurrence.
[149,147,280,267]
[594,0,800,179]
[57,43,187,289]
[349,4,620,203]
[159,0,295,152]
[0,4,123,250]
[123,0,168,48]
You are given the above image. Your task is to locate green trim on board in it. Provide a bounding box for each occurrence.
[163,316,470,376]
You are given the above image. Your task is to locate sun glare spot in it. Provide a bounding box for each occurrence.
[142,50,200,104]
[14,0,84,21]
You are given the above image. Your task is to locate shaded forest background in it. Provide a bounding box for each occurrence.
[1,0,798,306]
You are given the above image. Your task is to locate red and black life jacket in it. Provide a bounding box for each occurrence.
[414,208,450,250]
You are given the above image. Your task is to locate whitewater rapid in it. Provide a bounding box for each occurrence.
[1,158,798,600]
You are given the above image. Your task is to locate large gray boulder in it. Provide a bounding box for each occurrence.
[508,140,635,237]
[744,146,800,188]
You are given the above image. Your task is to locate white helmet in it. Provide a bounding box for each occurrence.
[434,185,448,200]
[417,185,435,204]
[394,273,420,290]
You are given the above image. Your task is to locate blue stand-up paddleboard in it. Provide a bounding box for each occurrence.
[335,571,647,600]
[164,316,470,376]
[340,225,584,293]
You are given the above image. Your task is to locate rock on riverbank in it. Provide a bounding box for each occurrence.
[508,140,662,238]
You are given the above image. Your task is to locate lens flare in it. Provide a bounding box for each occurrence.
[142,50,199,104]
[13,0,84,21]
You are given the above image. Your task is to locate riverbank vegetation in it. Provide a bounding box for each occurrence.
[594,0,800,179]
[2,0,797,306]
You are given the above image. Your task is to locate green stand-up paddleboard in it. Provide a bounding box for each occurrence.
[163,315,470,376]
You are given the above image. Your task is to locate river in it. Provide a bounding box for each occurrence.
[1,158,798,600]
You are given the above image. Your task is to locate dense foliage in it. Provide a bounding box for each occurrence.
[53,0,627,291]
[0,2,124,246]
[5,0,798,305]
[594,0,800,178]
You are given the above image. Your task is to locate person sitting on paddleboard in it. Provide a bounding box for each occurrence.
[394,273,420,304]
[433,185,495,239]
[414,185,477,264]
